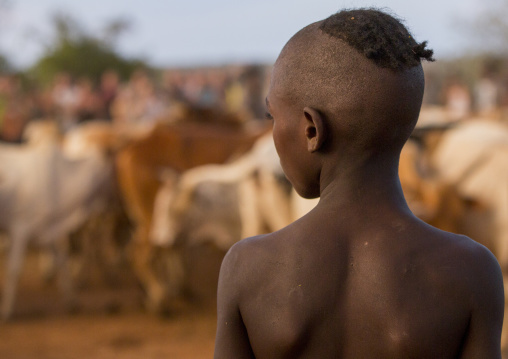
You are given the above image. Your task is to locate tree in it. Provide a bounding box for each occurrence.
[29,12,150,85]
[0,0,13,73]
[0,54,11,73]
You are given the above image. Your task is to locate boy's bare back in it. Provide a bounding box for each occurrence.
[214,9,504,359]
[216,206,503,358]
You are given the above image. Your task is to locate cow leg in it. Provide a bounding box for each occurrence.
[162,247,185,299]
[97,211,123,285]
[238,177,263,240]
[52,236,77,312]
[2,230,29,321]
[72,215,101,287]
[129,228,166,313]
[258,170,293,232]
[39,248,58,283]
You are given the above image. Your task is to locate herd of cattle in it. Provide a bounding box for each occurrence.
[1,104,508,345]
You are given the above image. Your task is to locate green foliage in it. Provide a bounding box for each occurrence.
[29,13,150,86]
[0,54,12,74]
[31,36,147,85]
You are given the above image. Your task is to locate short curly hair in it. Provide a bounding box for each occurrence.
[320,8,434,71]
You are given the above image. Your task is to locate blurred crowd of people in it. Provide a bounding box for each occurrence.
[441,74,504,120]
[3,61,508,143]
[0,64,269,142]
[427,66,508,122]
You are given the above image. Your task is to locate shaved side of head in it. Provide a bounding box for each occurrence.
[270,9,433,156]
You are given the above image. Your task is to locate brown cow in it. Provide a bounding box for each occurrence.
[116,110,269,313]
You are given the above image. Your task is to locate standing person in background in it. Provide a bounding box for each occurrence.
[475,67,499,117]
[241,65,266,120]
[98,70,120,121]
[443,74,471,121]
[75,77,101,123]
[0,75,31,142]
[51,72,80,131]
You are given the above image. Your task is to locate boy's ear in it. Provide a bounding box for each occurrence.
[303,106,326,153]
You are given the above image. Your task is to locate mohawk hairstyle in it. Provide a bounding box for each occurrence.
[319,8,435,71]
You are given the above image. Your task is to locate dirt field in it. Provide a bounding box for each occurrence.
[0,244,224,359]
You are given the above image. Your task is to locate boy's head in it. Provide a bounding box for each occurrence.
[267,8,434,198]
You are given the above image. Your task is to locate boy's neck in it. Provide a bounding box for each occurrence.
[316,152,412,220]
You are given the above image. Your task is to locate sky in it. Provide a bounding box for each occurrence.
[0,0,496,69]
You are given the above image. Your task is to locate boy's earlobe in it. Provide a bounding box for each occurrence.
[303,107,326,153]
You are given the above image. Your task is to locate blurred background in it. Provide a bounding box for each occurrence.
[1,0,508,358]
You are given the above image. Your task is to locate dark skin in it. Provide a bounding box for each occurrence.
[214,21,504,359]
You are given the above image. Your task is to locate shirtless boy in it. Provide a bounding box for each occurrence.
[214,8,504,358]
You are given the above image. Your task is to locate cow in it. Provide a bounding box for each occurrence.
[61,121,130,286]
[430,119,508,352]
[115,108,270,313]
[431,120,508,258]
[0,120,113,320]
[150,132,291,247]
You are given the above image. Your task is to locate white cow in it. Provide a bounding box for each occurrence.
[431,119,508,351]
[150,132,293,251]
[61,120,127,285]
[432,120,508,260]
[0,120,113,320]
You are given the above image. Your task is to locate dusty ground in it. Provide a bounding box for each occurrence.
[0,244,224,359]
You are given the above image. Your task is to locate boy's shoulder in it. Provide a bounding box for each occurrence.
[220,232,276,277]
[430,231,503,293]
[412,223,500,275]
[218,227,298,291]
[385,220,503,312]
